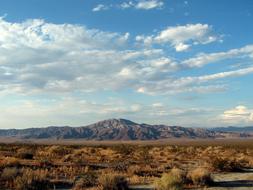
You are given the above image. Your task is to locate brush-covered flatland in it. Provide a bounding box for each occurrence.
[0,140,253,190]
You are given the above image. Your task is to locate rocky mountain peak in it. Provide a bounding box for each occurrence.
[0,118,251,140]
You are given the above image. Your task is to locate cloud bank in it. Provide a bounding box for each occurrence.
[0,18,253,127]
[0,18,252,96]
[221,105,253,124]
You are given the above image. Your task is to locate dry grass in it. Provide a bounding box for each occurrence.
[0,141,252,189]
[98,172,128,190]
[154,168,185,190]
[187,167,212,186]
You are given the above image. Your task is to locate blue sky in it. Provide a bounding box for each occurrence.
[0,0,253,128]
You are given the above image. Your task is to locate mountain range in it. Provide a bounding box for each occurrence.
[0,119,252,140]
[212,126,253,133]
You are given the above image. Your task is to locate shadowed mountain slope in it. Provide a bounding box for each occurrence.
[0,119,251,140]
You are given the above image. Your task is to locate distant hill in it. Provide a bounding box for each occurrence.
[0,119,251,140]
[212,126,253,133]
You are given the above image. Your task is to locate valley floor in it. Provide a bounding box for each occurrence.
[1,140,253,190]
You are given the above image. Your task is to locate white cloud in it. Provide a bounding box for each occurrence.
[120,1,135,9]
[152,102,163,107]
[169,66,253,87]
[135,0,164,10]
[250,113,253,121]
[93,1,164,11]
[0,18,252,98]
[182,45,253,68]
[221,105,253,124]
[175,43,190,52]
[0,18,162,95]
[136,35,153,46]
[137,67,253,95]
[130,104,142,112]
[0,96,216,128]
[0,98,145,128]
[92,4,109,12]
[136,24,219,51]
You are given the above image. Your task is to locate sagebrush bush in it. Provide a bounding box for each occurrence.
[127,165,141,175]
[72,172,97,189]
[17,148,34,159]
[98,173,128,190]
[187,167,212,186]
[113,144,134,156]
[154,168,185,190]
[14,168,50,190]
[1,167,18,180]
[210,157,242,172]
[0,157,20,167]
[47,145,72,156]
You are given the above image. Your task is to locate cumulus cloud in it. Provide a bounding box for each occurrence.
[136,24,219,51]
[221,105,253,124]
[0,18,162,95]
[0,18,252,98]
[175,43,190,52]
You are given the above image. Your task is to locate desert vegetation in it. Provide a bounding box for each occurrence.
[0,140,253,189]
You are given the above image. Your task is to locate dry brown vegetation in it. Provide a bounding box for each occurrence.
[0,140,253,189]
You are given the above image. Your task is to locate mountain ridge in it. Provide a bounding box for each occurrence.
[212,126,253,133]
[0,118,252,140]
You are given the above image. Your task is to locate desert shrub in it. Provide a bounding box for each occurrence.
[113,144,134,156]
[154,168,185,190]
[210,157,242,172]
[113,162,128,172]
[17,152,34,160]
[138,146,152,162]
[0,157,20,167]
[134,165,160,177]
[98,173,128,190]
[47,145,72,157]
[227,159,243,171]
[210,157,227,171]
[14,168,50,190]
[90,148,97,154]
[1,167,18,180]
[127,165,141,175]
[187,168,212,186]
[73,172,97,189]
[159,151,165,157]
[17,148,34,160]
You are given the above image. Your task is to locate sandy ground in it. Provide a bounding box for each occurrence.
[198,172,253,190]
[1,137,253,147]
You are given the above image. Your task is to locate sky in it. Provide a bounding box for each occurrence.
[0,0,253,128]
